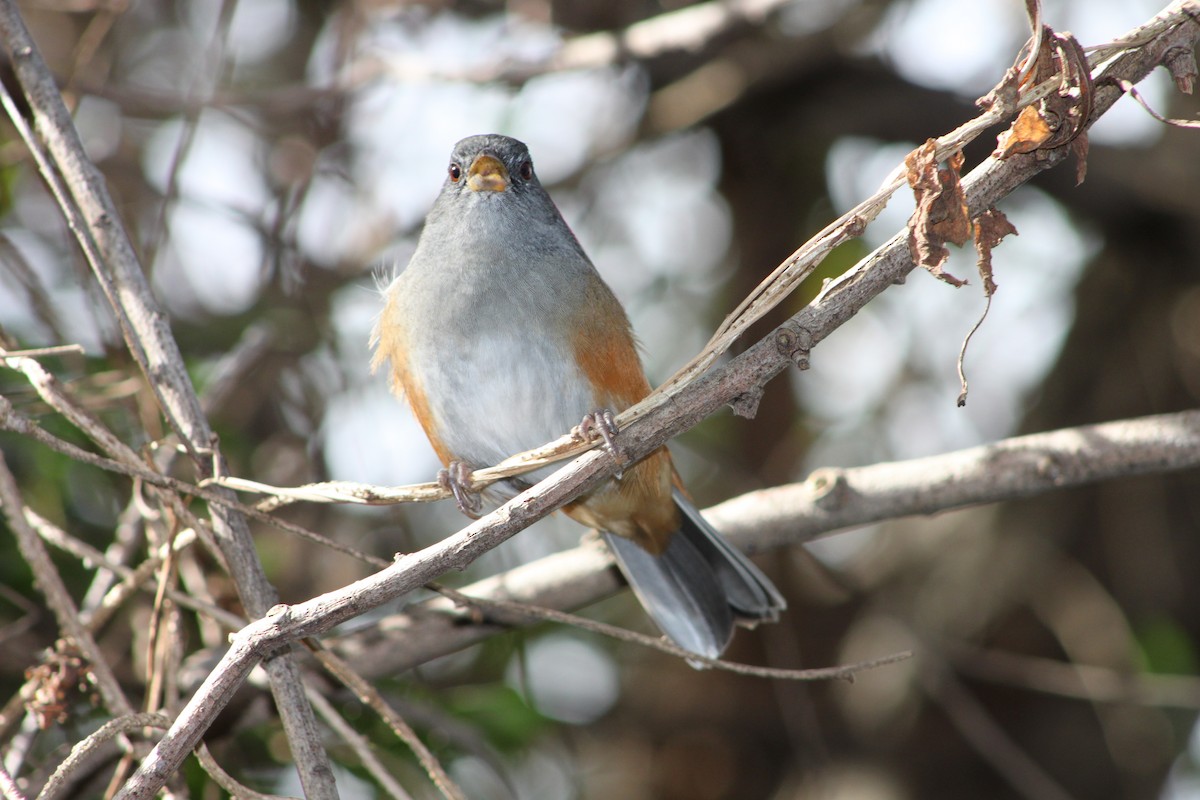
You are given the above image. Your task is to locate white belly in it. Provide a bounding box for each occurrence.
[417,330,596,478]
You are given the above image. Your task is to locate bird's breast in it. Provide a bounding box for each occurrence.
[417,327,595,474]
[397,262,597,473]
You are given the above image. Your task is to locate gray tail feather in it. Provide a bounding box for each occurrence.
[602,489,787,660]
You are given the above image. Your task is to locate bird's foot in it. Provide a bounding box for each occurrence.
[574,408,620,453]
[438,460,482,519]
[574,408,625,478]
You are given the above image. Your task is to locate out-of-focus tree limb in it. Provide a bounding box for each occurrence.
[335,409,1200,676]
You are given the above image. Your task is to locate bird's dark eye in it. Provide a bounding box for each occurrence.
[519,160,533,181]
[448,162,462,182]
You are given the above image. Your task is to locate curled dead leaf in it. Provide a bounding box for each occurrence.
[992,24,1092,181]
[905,140,971,286]
[973,208,1019,296]
[995,104,1053,158]
[1071,133,1089,184]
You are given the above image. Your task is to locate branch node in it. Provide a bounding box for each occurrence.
[728,384,764,419]
[1163,45,1197,94]
[774,324,813,370]
[808,467,849,510]
[844,214,868,238]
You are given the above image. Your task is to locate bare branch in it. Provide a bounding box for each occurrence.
[106,7,1200,794]
[0,3,1194,798]
[360,0,798,83]
[194,743,299,800]
[210,2,1197,511]
[310,645,466,800]
[304,691,416,800]
[723,409,1200,554]
[26,508,243,631]
[0,2,337,790]
[336,409,1200,674]
[39,713,169,800]
[920,658,1075,800]
[0,452,134,720]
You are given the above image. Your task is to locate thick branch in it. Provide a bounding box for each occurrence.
[336,409,1200,674]
[108,7,1200,796]
[720,409,1200,552]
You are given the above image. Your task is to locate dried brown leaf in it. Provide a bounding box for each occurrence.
[977,64,1022,112]
[1045,32,1093,147]
[994,105,1053,158]
[1071,132,1089,184]
[973,208,1018,296]
[22,641,96,729]
[994,26,1093,161]
[906,141,971,286]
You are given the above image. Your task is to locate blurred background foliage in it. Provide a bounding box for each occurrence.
[1,0,1200,797]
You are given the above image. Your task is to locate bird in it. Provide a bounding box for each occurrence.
[371,133,785,659]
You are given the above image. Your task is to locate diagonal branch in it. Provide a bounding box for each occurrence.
[335,409,1200,675]
[211,2,1200,510]
[0,2,337,797]
[109,5,1200,797]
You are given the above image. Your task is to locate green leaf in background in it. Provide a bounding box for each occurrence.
[443,684,551,753]
[1135,616,1199,676]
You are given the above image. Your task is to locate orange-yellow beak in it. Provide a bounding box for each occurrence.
[467,154,509,193]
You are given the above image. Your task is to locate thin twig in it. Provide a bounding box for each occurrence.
[26,508,243,631]
[0,451,134,720]
[1083,0,1198,65]
[38,712,168,800]
[0,391,380,567]
[0,762,26,800]
[0,234,71,347]
[0,344,84,359]
[1114,77,1200,126]
[1018,0,1045,84]
[431,582,911,680]
[0,2,337,792]
[948,642,1200,709]
[194,743,300,800]
[304,690,416,800]
[141,0,238,271]
[309,645,466,800]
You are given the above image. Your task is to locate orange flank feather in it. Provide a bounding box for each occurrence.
[371,293,453,466]
[565,289,680,554]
